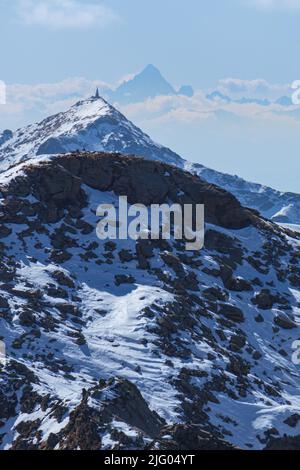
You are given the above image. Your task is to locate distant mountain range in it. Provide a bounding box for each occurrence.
[103,64,194,104]
[107,65,293,108]
[207,90,294,107]
[0,94,299,226]
[0,95,183,171]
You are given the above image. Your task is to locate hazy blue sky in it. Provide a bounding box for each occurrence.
[1,0,300,192]
[1,0,300,87]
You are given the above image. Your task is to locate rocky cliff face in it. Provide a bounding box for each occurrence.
[0,152,300,450]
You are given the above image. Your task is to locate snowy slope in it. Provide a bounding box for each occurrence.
[0,95,300,225]
[0,152,300,450]
[185,162,300,225]
[0,96,183,172]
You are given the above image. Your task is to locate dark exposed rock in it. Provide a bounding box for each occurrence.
[53,378,165,450]
[55,153,256,230]
[283,413,300,428]
[219,304,245,323]
[206,230,244,266]
[19,309,35,327]
[274,313,297,330]
[251,289,285,310]
[0,152,299,450]
[152,424,237,450]
[264,434,300,450]
[46,286,68,299]
[252,350,262,360]
[136,239,154,269]
[51,270,75,288]
[203,286,228,302]
[101,379,165,439]
[49,250,72,263]
[227,356,250,376]
[255,314,264,323]
[229,334,246,352]
[118,249,135,263]
[12,288,42,300]
[104,241,116,252]
[11,419,41,450]
[224,276,252,292]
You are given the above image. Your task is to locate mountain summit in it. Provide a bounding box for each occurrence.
[111,64,176,104]
[0,95,183,171]
[108,64,194,103]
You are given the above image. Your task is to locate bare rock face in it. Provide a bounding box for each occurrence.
[39,378,164,450]
[100,379,165,439]
[151,424,237,450]
[2,162,86,209]
[0,130,12,147]
[0,152,258,237]
[274,313,297,330]
[264,435,300,450]
[0,296,9,309]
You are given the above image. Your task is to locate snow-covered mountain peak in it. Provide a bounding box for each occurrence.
[0,95,183,172]
[57,95,113,125]
[1,94,300,226]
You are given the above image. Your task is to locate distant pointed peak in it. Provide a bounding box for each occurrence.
[145,63,158,71]
[140,64,161,76]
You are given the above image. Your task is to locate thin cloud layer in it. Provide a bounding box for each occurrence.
[16,0,119,29]
[216,78,291,99]
[0,77,109,129]
[1,75,299,131]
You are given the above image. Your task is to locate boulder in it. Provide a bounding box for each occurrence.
[251,289,274,310]
[274,313,297,330]
[219,304,245,323]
